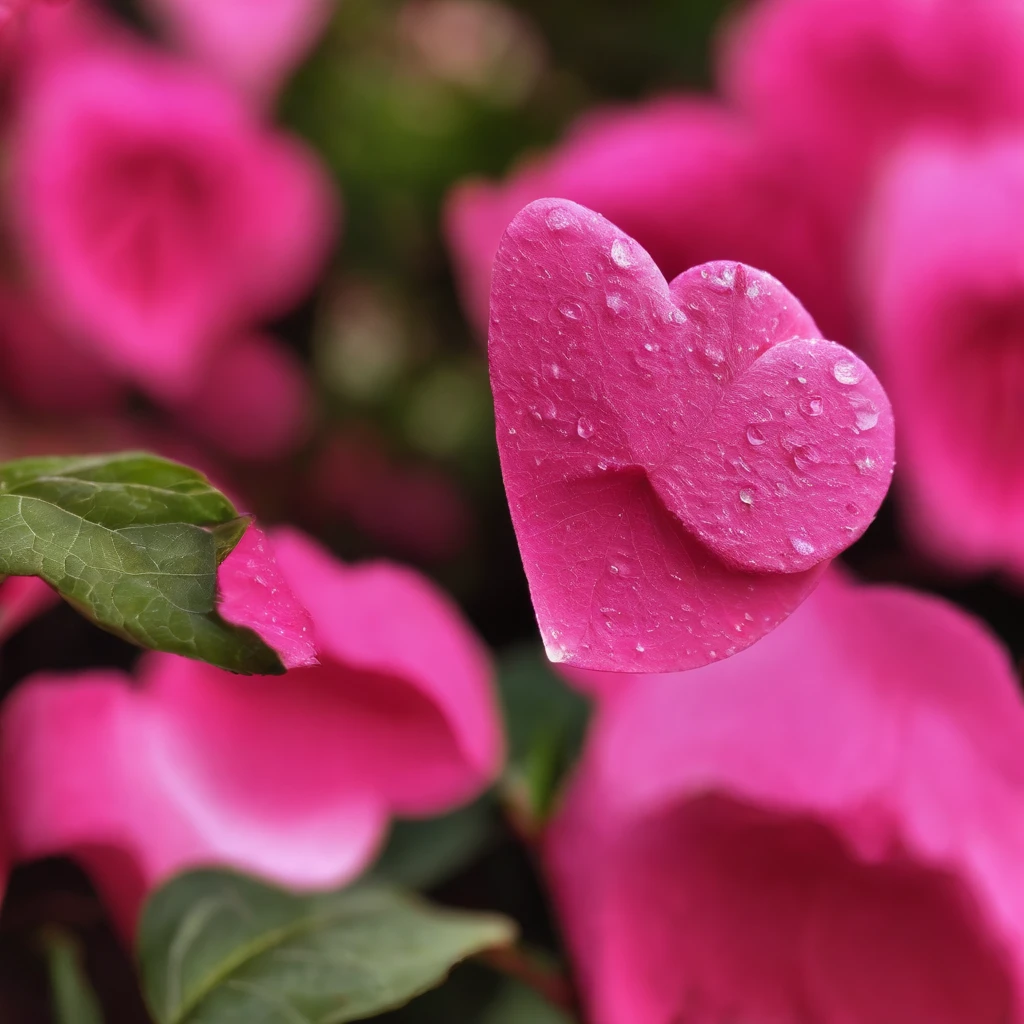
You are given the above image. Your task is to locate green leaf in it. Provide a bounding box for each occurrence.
[0,452,283,674]
[372,796,497,890]
[43,929,105,1024]
[138,869,517,1024]
[481,980,575,1024]
[497,644,591,822]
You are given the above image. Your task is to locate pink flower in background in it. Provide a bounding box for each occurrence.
[863,135,1024,578]
[306,430,474,562]
[170,333,314,461]
[0,284,125,415]
[445,97,846,342]
[719,0,1024,229]
[549,571,1024,1024]
[10,30,337,398]
[0,577,58,642]
[144,0,334,104]
[1,527,502,931]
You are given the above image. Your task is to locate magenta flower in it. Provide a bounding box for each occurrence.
[720,0,1024,228]
[9,31,337,397]
[445,97,845,341]
[490,199,894,673]
[0,576,58,641]
[143,0,334,104]
[863,134,1024,576]
[169,333,314,461]
[550,571,1024,1023]
[1,528,502,932]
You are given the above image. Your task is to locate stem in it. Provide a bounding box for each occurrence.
[481,944,578,1016]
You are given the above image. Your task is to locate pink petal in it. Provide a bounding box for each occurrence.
[863,134,1024,577]
[490,199,894,672]
[719,0,1024,228]
[217,522,318,669]
[445,97,846,343]
[547,572,1024,1024]
[2,528,502,931]
[171,333,314,461]
[0,575,58,641]
[9,32,337,399]
[145,0,334,105]
[270,528,503,803]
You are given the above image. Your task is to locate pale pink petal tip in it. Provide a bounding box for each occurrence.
[218,523,319,669]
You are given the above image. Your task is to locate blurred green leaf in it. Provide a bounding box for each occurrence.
[43,930,104,1024]
[373,796,498,890]
[482,979,575,1024]
[497,644,591,823]
[138,869,517,1024]
[0,452,283,675]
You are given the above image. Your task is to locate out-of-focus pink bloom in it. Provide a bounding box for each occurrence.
[0,284,125,415]
[719,0,1024,228]
[171,334,314,461]
[9,33,337,398]
[0,576,58,641]
[2,527,502,932]
[144,0,334,105]
[550,571,1024,1024]
[445,97,845,341]
[490,199,894,673]
[863,135,1024,578]
[307,430,474,561]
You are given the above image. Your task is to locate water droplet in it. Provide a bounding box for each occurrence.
[709,650,718,660]
[851,397,879,431]
[597,460,608,471]
[744,612,754,622]
[833,358,863,385]
[705,345,725,363]
[739,488,755,506]
[559,300,583,320]
[800,395,824,417]
[577,416,595,439]
[789,440,821,470]
[606,292,628,314]
[635,643,645,653]
[746,425,767,446]
[790,536,815,556]
[855,454,876,474]
[610,238,634,269]
[609,564,620,574]
[643,342,661,353]
[545,207,574,231]
[795,376,808,385]
[507,427,516,435]
[846,502,860,514]
[669,308,687,324]
[544,642,568,663]
[550,363,561,378]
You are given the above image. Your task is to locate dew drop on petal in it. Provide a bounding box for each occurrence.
[577,416,595,439]
[739,488,755,506]
[611,238,635,269]
[559,301,583,320]
[801,395,824,417]
[545,207,574,231]
[833,358,863,385]
[790,536,815,556]
[746,425,767,446]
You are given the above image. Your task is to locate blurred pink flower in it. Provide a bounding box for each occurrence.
[0,576,58,641]
[9,31,337,398]
[307,430,474,561]
[719,0,1024,229]
[170,333,314,461]
[0,284,125,415]
[863,135,1024,578]
[445,97,845,341]
[550,571,1024,1023]
[1,527,502,931]
[144,0,334,105]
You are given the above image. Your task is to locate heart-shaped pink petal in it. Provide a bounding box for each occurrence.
[490,199,894,673]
